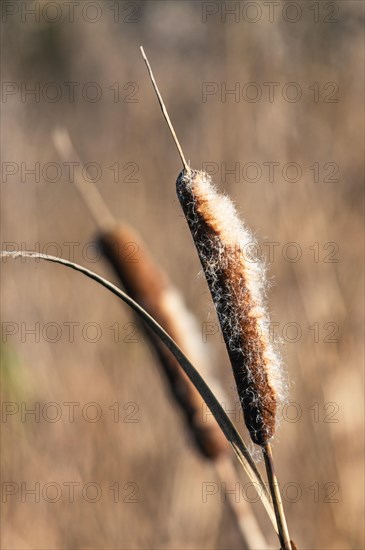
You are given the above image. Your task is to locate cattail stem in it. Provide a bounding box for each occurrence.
[140,46,189,172]
[263,443,292,550]
[52,127,116,232]
[216,456,272,549]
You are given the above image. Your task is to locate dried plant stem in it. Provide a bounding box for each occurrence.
[52,127,116,232]
[263,443,292,550]
[140,46,189,172]
[1,249,277,533]
[216,456,272,549]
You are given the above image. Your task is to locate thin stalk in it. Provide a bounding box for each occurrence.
[52,127,116,232]
[215,455,273,549]
[263,443,292,550]
[140,46,189,172]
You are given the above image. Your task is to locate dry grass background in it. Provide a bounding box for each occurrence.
[1,1,364,549]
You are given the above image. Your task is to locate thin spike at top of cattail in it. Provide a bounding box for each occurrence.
[140,47,189,172]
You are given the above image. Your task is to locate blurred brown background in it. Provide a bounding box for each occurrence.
[1,1,364,549]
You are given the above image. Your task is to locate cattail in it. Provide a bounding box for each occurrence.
[52,128,229,460]
[98,223,230,458]
[139,47,284,448]
[141,47,282,447]
[144,46,293,550]
[176,169,284,446]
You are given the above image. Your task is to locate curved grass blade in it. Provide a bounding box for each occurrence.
[1,250,277,531]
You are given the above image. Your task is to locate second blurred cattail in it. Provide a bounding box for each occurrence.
[176,169,285,446]
[99,223,229,458]
[52,127,228,459]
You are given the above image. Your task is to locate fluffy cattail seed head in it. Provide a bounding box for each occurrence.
[177,169,285,446]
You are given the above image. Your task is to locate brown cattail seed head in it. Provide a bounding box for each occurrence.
[177,169,285,446]
[98,223,229,458]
